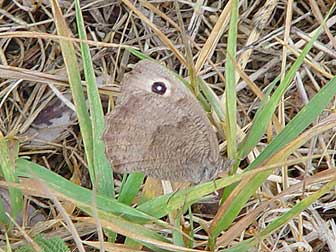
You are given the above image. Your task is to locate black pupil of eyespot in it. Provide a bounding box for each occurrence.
[151,81,167,95]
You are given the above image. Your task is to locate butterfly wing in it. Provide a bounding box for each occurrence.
[103,92,223,183]
[103,60,230,183]
[103,94,151,174]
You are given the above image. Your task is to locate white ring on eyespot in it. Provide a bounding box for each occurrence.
[145,77,171,97]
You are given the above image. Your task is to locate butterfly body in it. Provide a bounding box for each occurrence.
[103,60,229,183]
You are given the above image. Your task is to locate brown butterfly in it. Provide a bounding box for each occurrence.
[103,60,231,183]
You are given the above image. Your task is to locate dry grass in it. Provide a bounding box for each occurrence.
[1,0,336,251]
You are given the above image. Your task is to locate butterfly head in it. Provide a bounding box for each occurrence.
[121,60,191,101]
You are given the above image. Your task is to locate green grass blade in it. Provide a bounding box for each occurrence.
[74,0,114,197]
[198,77,225,121]
[137,174,244,217]
[247,74,336,170]
[224,0,239,159]
[209,73,336,242]
[210,9,335,240]
[218,239,255,252]
[237,25,323,161]
[172,217,185,247]
[260,180,336,237]
[0,137,22,228]
[0,199,8,226]
[15,159,155,223]
[15,161,192,252]
[127,48,152,60]
[50,1,95,182]
[118,173,145,205]
[221,179,336,252]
